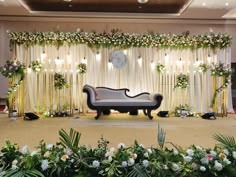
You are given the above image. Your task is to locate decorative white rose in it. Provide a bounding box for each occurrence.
[108,156,113,162]
[223,149,229,156]
[210,150,217,157]
[21,145,29,155]
[30,151,38,156]
[117,143,126,149]
[223,158,231,165]
[41,159,49,171]
[200,157,209,165]
[128,158,135,166]
[132,153,137,159]
[200,166,206,172]
[184,156,192,163]
[232,151,236,159]
[196,146,203,151]
[144,152,149,158]
[186,149,194,157]
[110,147,115,153]
[172,163,180,172]
[214,160,223,171]
[139,144,145,148]
[173,149,179,155]
[142,160,149,167]
[44,151,50,158]
[92,160,100,168]
[147,148,152,154]
[12,159,18,166]
[121,161,128,167]
[47,144,53,150]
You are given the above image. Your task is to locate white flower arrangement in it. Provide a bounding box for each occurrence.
[77,63,87,74]
[31,60,43,73]
[174,74,189,89]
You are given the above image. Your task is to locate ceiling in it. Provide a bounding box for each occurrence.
[0,0,236,19]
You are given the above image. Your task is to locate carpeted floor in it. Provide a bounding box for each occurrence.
[0,112,236,150]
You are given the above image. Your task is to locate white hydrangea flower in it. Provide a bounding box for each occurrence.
[223,158,231,165]
[21,145,29,155]
[128,158,135,166]
[223,149,229,156]
[210,150,217,157]
[41,159,49,171]
[139,144,145,148]
[47,144,53,150]
[214,160,223,171]
[184,156,192,163]
[30,151,38,156]
[163,164,168,170]
[173,149,179,155]
[232,151,236,159]
[200,166,206,172]
[196,146,203,150]
[117,143,126,149]
[142,160,149,167]
[110,147,115,153]
[186,149,194,157]
[92,160,100,168]
[172,163,180,172]
[200,157,209,165]
[144,152,149,158]
[132,153,137,159]
[122,161,128,167]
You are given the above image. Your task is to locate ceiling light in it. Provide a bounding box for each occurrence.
[0,0,5,2]
[63,0,71,2]
[202,2,206,6]
[225,2,229,6]
[137,0,148,3]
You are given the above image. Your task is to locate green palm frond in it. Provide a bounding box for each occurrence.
[157,124,166,149]
[213,134,236,148]
[59,128,81,151]
[3,169,44,177]
[127,164,150,177]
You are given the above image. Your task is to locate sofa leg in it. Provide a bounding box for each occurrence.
[95,110,102,120]
[147,109,153,120]
[143,109,147,116]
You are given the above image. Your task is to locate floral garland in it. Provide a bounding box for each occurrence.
[156,63,166,73]
[197,63,208,73]
[0,60,25,97]
[174,74,189,89]
[8,31,232,49]
[31,60,43,73]
[173,104,194,117]
[0,128,236,177]
[77,63,87,74]
[210,63,234,108]
[54,73,69,90]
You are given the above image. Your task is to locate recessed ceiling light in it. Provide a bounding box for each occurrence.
[137,0,148,3]
[64,0,72,2]
[202,2,206,6]
[225,2,229,6]
[0,0,5,2]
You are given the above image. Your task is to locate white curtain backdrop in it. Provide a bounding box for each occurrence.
[15,44,233,114]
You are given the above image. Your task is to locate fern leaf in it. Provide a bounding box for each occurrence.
[213,134,236,148]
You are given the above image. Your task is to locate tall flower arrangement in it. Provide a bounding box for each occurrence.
[0,59,25,97]
[210,63,234,108]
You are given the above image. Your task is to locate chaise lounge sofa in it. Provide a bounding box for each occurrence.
[83,85,163,120]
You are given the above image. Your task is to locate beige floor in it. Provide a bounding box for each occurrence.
[0,112,236,150]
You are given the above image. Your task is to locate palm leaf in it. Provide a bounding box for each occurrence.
[157,124,166,149]
[213,134,236,148]
[127,164,150,177]
[59,128,81,151]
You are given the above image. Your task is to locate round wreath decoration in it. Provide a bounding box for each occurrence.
[174,74,189,89]
[31,60,43,73]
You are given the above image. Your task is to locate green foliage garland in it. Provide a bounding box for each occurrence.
[0,128,236,177]
[0,60,25,97]
[8,31,232,49]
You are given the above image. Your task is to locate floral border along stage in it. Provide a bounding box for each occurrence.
[0,128,236,177]
[8,31,232,49]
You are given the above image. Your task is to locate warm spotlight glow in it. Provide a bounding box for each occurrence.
[55,57,63,65]
[164,53,169,64]
[82,57,87,64]
[207,54,211,64]
[123,50,127,55]
[27,66,32,73]
[41,51,47,61]
[150,60,155,70]
[177,58,183,67]
[96,52,101,61]
[108,60,113,70]
[138,56,142,66]
[67,53,71,64]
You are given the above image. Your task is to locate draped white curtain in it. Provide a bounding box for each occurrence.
[15,44,233,114]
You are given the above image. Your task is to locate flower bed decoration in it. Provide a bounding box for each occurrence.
[0,128,236,177]
[173,104,194,117]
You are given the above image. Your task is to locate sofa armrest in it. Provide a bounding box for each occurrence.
[149,93,163,103]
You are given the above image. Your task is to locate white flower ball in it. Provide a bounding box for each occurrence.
[147,148,152,154]
[92,160,100,168]
[108,156,113,162]
[12,160,18,166]
[200,157,209,165]
[128,158,135,166]
[46,144,53,150]
[214,160,223,171]
[186,149,194,157]
[21,145,29,155]
[142,160,149,168]
[200,166,206,172]
[172,163,180,172]
[223,149,229,156]
[223,158,231,165]
[232,151,236,159]
[210,150,217,157]
[30,151,38,156]
[117,143,126,149]
[110,147,115,152]
[41,159,49,171]
[121,161,128,167]
[144,152,149,158]
[184,156,192,163]
[173,149,179,155]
